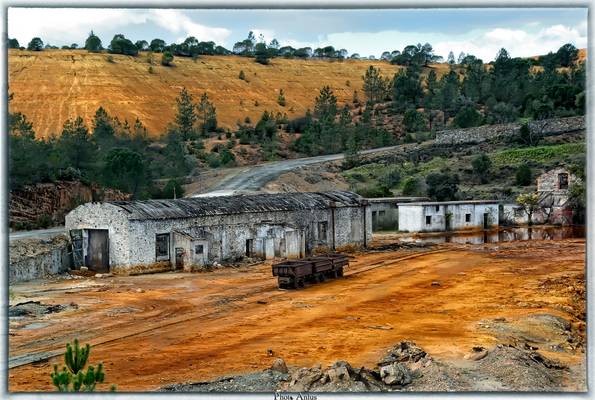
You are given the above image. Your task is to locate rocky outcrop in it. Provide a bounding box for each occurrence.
[435,116,585,145]
[9,180,130,229]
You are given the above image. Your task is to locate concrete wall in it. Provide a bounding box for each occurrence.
[398,203,499,233]
[66,203,372,272]
[435,116,584,145]
[370,202,399,231]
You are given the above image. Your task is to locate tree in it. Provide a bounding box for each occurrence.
[134,40,148,51]
[516,192,540,225]
[277,89,286,106]
[447,51,455,65]
[515,164,532,186]
[103,147,145,197]
[149,38,166,52]
[403,109,426,132]
[161,51,174,66]
[174,88,197,139]
[363,66,390,104]
[108,34,138,56]
[27,37,44,51]
[471,153,492,183]
[8,38,20,49]
[426,172,459,201]
[92,107,115,146]
[556,43,578,67]
[50,338,115,392]
[85,31,102,52]
[314,86,337,119]
[57,117,95,171]
[161,179,185,199]
[161,51,174,67]
[197,92,217,135]
[453,106,483,128]
[516,121,543,146]
[392,66,424,111]
[401,177,421,196]
[254,42,270,65]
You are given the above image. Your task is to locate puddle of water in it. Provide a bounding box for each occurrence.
[21,322,50,330]
[399,226,585,245]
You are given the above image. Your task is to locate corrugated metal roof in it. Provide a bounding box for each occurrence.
[107,191,364,221]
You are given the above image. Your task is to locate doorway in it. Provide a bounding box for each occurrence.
[483,213,489,229]
[246,239,254,257]
[86,229,109,272]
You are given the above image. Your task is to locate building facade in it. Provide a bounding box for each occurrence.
[368,197,429,231]
[397,200,500,233]
[65,191,372,274]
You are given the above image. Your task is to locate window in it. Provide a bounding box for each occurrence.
[318,221,328,241]
[425,215,432,225]
[195,245,204,255]
[246,239,253,257]
[465,213,471,222]
[435,205,440,212]
[155,233,170,260]
[558,173,569,190]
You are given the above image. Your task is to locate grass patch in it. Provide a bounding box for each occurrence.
[491,143,585,167]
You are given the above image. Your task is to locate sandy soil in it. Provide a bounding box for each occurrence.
[8,238,585,392]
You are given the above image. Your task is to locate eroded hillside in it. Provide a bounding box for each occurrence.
[9,49,426,138]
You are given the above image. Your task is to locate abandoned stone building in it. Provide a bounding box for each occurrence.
[368,197,429,231]
[501,167,579,226]
[397,200,500,233]
[65,191,372,274]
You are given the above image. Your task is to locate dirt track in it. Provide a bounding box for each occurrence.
[8,239,585,391]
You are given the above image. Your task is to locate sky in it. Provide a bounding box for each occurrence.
[7,8,588,61]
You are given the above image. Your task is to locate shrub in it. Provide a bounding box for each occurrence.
[401,177,421,196]
[50,338,115,392]
[239,70,245,80]
[161,51,174,66]
[471,153,492,183]
[277,89,286,106]
[515,163,532,186]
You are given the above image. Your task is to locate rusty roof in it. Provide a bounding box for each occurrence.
[107,191,364,221]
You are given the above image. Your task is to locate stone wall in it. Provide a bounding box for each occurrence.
[435,116,585,145]
[9,236,72,283]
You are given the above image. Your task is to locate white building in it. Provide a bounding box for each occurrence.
[397,200,500,233]
[65,191,372,274]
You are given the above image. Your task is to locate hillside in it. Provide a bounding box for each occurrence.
[9,49,453,139]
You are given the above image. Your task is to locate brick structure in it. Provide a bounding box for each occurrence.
[536,167,579,225]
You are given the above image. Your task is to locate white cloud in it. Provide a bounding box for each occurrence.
[150,10,230,44]
[8,8,231,47]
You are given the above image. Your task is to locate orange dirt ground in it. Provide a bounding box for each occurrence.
[8,238,585,391]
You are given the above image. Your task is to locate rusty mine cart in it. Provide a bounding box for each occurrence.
[272,253,349,289]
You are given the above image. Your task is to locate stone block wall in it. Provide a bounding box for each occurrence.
[435,116,585,145]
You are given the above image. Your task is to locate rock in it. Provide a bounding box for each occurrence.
[464,346,488,361]
[431,281,441,287]
[257,300,267,304]
[95,273,103,278]
[271,358,288,374]
[379,363,412,386]
[379,341,428,365]
[266,348,274,357]
[80,266,88,272]
[136,288,145,293]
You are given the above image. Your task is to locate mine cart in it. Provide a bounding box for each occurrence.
[272,253,349,289]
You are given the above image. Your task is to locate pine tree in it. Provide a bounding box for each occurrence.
[174,88,197,139]
[314,86,337,120]
[277,89,286,106]
[197,92,217,135]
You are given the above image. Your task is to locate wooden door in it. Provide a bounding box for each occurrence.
[86,229,109,272]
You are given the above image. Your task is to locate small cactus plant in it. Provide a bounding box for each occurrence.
[50,339,115,392]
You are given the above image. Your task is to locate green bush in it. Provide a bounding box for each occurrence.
[515,163,532,186]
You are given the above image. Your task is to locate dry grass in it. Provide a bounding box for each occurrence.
[8,49,453,139]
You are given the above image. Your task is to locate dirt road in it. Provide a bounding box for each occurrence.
[8,239,585,391]
[188,144,403,197]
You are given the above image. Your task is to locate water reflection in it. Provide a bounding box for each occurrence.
[399,226,585,245]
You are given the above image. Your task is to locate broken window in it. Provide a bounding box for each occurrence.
[465,213,471,222]
[155,233,170,260]
[318,221,328,241]
[558,173,569,190]
[425,215,432,225]
[195,245,204,254]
